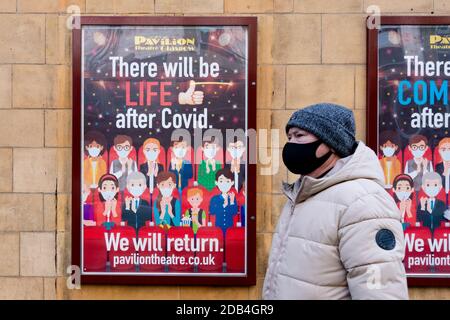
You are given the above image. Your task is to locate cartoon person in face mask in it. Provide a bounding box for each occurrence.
[392,174,415,225]
[83,131,107,189]
[227,139,246,192]
[122,171,151,231]
[417,172,446,231]
[169,138,193,191]
[436,137,450,194]
[140,138,164,194]
[198,137,223,191]
[110,135,137,191]
[404,134,433,192]
[379,131,402,189]
[209,168,238,237]
[95,174,121,227]
[154,171,181,227]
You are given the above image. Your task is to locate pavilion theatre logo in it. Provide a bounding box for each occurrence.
[134,36,196,52]
[430,35,450,49]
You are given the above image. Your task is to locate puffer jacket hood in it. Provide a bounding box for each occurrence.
[263,141,408,300]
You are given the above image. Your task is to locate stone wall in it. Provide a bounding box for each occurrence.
[0,0,449,299]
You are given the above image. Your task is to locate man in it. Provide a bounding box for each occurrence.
[110,135,137,191]
[209,168,238,237]
[169,138,193,190]
[404,134,433,192]
[263,103,408,300]
[417,172,446,231]
[198,137,222,191]
[121,171,151,231]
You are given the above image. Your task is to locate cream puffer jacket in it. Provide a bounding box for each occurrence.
[262,142,408,300]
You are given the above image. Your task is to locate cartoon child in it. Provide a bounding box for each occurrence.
[154,171,181,227]
[209,168,238,237]
[392,174,416,225]
[436,137,450,194]
[95,174,121,227]
[417,172,446,231]
[110,135,137,191]
[82,184,95,226]
[84,131,107,188]
[169,137,193,190]
[140,138,164,194]
[198,137,222,191]
[182,187,207,234]
[379,131,402,189]
[404,134,433,192]
[121,171,151,231]
[227,139,246,192]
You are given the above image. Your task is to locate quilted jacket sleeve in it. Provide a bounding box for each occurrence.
[338,189,409,300]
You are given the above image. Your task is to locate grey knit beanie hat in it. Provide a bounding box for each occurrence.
[285,103,356,157]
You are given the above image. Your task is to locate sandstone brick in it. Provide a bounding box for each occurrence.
[61,278,180,299]
[362,0,433,12]
[0,232,19,275]
[0,194,43,231]
[256,167,272,193]
[0,148,12,192]
[257,65,285,110]
[274,0,293,12]
[155,0,182,12]
[435,0,450,12]
[0,65,11,108]
[20,232,56,276]
[56,148,72,193]
[273,14,321,64]
[256,232,272,276]
[45,109,72,147]
[13,65,70,108]
[46,15,71,65]
[0,110,44,147]
[86,0,154,13]
[269,193,285,232]
[355,65,366,109]
[0,14,45,63]
[248,277,264,299]
[271,148,287,193]
[0,277,43,299]
[0,0,16,12]
[322,14,366,64]
[44,193,71,232]
[294,0,362,12]
[286,65,355,109]
[257,14,273,64]
[44,277,57,300]
[182,0,223,13]
[13,148,57,193]
[256,193,271,232]
[354,109,366,142]
[180,286,248,299]
[225,0,273,13]
[18,0,85,12]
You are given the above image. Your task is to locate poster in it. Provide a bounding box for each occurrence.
[369,17,450,283]
[72,17,256,285]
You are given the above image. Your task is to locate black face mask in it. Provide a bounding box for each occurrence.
[282,140,332,175]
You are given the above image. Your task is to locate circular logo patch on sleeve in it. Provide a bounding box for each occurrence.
[375,229,396,250]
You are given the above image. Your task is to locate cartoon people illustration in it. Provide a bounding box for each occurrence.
[198,137,222,191]
[436,137,450,194]
[84,131,107,188]
[392,174,416,225]
[121,171,151,231]
[169,138,193,191]
[110,135,137,191]
[95,174,122,227]
[417,172,446,231]
[227,139,246,192]
[379,131,402,189]
[82,184,96,226]
[182,187,207,234]
[140,138,163,194]
[154,171,181,227]
[209,168,238,236]
[404,134,433,192]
